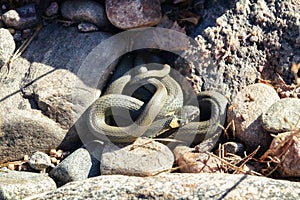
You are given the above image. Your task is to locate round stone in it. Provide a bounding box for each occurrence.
[227,83,280,152]
[100,138,174,176]
[262,98,300,133]
[29,151,54,171]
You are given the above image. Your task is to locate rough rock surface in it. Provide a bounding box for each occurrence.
[262,98,300,133]
[106,0,162,29]
[2,4,40,30]
[0,24,112,162]
[28,151,54,171]
[181,0,299,101]
[101,138,174,176]
[49,148,92,186]
[174,145,221,173]
[268,131,300,177]
[61,0,109,30]
[0,170,56,200]
[0,28,15,68]
[227,83,280,152]
[33,173,300,199]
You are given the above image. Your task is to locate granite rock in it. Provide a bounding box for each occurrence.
[262,98,300,133]
[2,4,40,30]
[0,170,56,200]
[34,173,300,199]
[101,138,174,176]
[49,148,92,186]
[61,0,109,30]
[0,28,15,68]
[106,0,162,29]
[227,83,280,152]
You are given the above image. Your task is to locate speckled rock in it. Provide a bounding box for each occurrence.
[220,142,245,156]
[2,4,40,30]
[101,138,174,176]
[49,148,92,186]
[106,0,162,29]
[227,83,280,152]
[0,28,15,68]
[173,145,221,173]
[262,98,300,133]
[0,23,112,163]
[28,151,54,171]
[0,170,56,200]
[181,0,299,101]
[0,107,66,164]
[78,22,99,32]
[33,173,300,199]
[61,0,109,30]
[268,131,300,177]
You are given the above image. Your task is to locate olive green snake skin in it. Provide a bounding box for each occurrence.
[88,64,228,145]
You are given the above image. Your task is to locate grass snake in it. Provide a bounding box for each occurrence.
[88,64,228,145]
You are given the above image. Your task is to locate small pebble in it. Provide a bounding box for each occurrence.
[216,142,245,156]
[250,35,259,42]
[28,151,54,171]
[78,22,99,32]
[2,4,40,30]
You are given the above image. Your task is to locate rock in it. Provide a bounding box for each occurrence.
[61,0,109,30]
[2,4,40,30]
[0,171,56,200]
[0,109,66,163]
[28,151,54,171]
[106,0,162,30]
[45,2,59,17]
[262,98,300,133]
[101,138,174,176]
[33,173,300,199]
[227,83,280,152]
[83,140,104,178]
[49,148,92,186]
[268,131,300,177]
[181,0,299,101]
[0,24,113,162]
[173,145,221,173]
[78,22,98,32]
[218,142,245,156]
[0,28,15,68]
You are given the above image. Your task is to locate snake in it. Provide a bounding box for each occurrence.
[88,64,228,145]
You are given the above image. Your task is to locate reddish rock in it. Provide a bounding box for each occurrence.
[106,0,162,30]
[268,131,300,177]
[174,145,221,173]
[227,83,280,153]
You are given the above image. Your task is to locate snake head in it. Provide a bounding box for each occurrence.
[175,105,200,126]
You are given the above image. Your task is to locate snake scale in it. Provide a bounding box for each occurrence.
[88,64,228,145]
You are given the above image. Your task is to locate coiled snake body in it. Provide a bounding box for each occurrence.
[88,64,228,145]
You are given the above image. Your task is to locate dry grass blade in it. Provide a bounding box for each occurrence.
[207,151,262,176]
[258,116,300,177]
[2,23,43,78]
